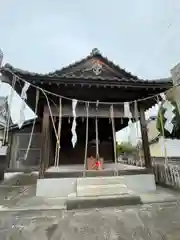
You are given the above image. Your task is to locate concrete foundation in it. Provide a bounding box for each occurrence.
[36,174,156,198]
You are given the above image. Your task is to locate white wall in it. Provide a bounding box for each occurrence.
[150,137,180,157]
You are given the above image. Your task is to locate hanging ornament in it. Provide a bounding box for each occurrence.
[110,105,118,174]
[164,109,175,120]
[84,102,89,173]
[160,93,166,101]
[54,98,62,167]
[68,117,71,124]
[18,101,26,129]
[24,89,39,162]
[134,100,139,139]
[134,101,139,123]
[163,100,175,134]
[71,99,78,148]
[95,101,99,159]
[163,100,174,110]
[0,49,3,68]
[121,118,123,124]
[3,75,16,145]
[21,82,30,100]
[124,102,132,119]
[0,75,2,88]
[1,107,7,118]
[18,81,30,129]
[164,121,174,134]
[128,119,134,130]
[128,119,136,145]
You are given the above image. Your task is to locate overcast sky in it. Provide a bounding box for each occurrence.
[1,0,180,79]
[1,0,180,140]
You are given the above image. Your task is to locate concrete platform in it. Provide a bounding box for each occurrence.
[44,163,150,178]
[36,171,156,198]
[47,163,144,172]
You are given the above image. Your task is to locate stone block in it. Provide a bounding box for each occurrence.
[77,176,125,186]
[67,194,142,210]
[77,183,131,197]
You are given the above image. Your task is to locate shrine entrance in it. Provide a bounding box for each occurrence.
[51,117,115,167]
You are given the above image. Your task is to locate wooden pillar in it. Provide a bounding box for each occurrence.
[139,104,151,168]
[39,105,50,178]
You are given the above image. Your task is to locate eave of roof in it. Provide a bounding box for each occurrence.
[0,48,173,87]
[0,118,39,132]
[1,63,172,88]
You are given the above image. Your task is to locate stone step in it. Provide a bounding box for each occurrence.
[77,184,132,197]
[77,176,125,186]
[67,194,142,210]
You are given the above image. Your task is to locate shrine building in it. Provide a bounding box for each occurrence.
[0,48,172,199]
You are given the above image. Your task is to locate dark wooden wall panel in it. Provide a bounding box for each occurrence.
[8,122,41,169]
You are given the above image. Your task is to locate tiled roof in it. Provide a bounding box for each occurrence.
[1,48,173,86]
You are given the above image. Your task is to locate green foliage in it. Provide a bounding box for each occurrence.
[156,100,180,139]
[116,142,136,155]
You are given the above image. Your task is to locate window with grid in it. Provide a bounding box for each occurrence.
[14,133,41,167]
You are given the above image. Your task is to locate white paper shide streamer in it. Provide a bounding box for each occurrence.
[160,93,166,101]
[163,100,175,134]
[0,49,3,68]
[124,102,132,118]
[71,99,78,148]
[18,81,30,129]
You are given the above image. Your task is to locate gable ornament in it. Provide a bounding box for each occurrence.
[92,61,102,75]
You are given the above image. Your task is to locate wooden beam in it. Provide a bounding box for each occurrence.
[16,74,172,89]
[39,105,50,178]
[139,105,151,168]
[44,104,129,118]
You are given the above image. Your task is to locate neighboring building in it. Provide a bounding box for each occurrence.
[0,96,13,144]
[0,96,13,130]
[0,119,41,170]
[150,137,180,158]
[0,96,13,179]
[147,116,180,158]
[119,116,180,161]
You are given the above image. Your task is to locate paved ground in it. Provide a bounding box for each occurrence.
[0,173,180,211]
[0,173,38,209]
[0,202,180,239]
[1,173,180,239]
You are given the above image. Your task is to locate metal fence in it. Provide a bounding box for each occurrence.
[153,163,180,188]
[119,156,180,189]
